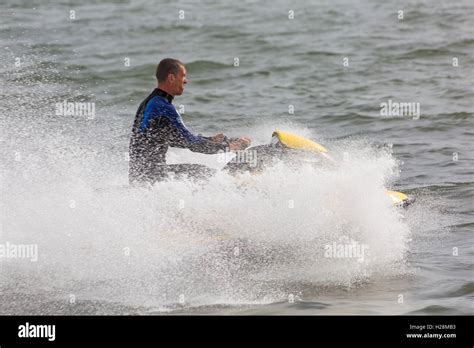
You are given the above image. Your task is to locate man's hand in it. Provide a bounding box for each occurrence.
[229,137,251,151]
[210,133,226,143]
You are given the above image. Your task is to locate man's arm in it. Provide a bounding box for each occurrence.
[164,107,228,154]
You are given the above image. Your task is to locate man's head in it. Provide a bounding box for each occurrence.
[156,58,187,96]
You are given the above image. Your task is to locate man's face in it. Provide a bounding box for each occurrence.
[171,65,187,96]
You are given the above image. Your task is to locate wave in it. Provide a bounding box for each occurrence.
[186,60,232,73]
[0,111,416,311]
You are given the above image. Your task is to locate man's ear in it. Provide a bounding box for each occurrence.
[168,73,175,83]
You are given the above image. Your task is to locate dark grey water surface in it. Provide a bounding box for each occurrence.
[0,0,473,315]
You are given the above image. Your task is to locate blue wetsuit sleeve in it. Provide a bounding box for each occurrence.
[164,105,227,154]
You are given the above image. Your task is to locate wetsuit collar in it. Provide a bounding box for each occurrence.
[156,88,174,104]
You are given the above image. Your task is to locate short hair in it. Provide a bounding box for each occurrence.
[155,58,184,83]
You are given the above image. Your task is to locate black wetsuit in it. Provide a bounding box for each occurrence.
[129,88,228,184]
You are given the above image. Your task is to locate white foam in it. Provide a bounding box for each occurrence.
[1,110,414,309]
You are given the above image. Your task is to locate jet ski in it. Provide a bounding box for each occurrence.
[222,130,415,208]
[150,130,415,247]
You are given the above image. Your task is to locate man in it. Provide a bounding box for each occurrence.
[129,58,250,184]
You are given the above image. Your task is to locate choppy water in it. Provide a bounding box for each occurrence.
[0,0,473,315]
